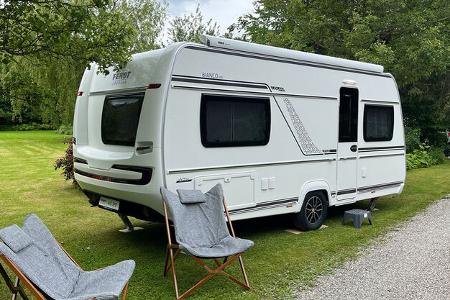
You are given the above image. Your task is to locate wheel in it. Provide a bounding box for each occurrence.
[293,191,328,231]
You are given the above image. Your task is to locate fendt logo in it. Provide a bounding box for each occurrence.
[112,71,131,84]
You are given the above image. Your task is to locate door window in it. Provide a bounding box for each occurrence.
[339,88,359,142]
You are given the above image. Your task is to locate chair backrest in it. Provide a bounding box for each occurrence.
[160,184,230,249]
[0,214,80,299]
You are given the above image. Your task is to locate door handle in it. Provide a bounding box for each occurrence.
[350,145,358,152]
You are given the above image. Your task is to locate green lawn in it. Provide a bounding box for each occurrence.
[0,131,449,300]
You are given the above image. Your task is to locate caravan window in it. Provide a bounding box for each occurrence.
[364,105,394,141]
[200,94,271,147]
[339,88,359,142]
[101,93,144,146]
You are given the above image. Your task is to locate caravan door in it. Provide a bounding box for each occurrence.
[337,88,359,201]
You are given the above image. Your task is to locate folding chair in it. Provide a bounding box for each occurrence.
[160,183,254,299]
[0,214,135,300]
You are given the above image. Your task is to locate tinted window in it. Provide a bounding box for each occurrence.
[364,105,394,141]
[339,88,359,142]
[200,94,270,147]
[101,93,144,146]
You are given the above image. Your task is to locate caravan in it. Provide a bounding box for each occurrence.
[73,35,406,230]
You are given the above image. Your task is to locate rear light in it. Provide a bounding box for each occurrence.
[145,83,161,89]
[447,132,450,137]
[77,91,83,96]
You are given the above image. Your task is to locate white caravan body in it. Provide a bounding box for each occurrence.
[73,36,406,225]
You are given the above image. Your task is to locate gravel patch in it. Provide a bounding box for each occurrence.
[296,194,450,300]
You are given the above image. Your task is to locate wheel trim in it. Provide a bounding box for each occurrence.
[305,195,323,224]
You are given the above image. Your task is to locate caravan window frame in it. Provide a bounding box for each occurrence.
[101,92,145,147]
[363,104,394,142]
[200,94,271,147]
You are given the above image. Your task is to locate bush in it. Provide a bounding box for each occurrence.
[5,123,55,131]
[429,146,447,164]
[56,124,73,135]
[405,127,421,153]
[406,143,446,170]
[54,138,78,186]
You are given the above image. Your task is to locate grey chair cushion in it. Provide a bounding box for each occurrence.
[177,189,206,204]
[161,184,254,258]
[0,214,135,300]
[185,236,254,258]
[0,224,33,252]
[0,223,76,298]
[22,214,81,286]
[67,260,135,300]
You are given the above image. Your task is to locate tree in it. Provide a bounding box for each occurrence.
[0,0,166,127]
[1,0,136,72]
[237,0,450,144]
[168,4,219,44]
[118,0,167,53]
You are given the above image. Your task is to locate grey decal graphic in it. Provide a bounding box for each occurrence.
[283,98,322,155]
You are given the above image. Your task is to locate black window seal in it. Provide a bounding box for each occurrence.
[363,104,394,142]
[200,93,271,148]
[101,92,145,147]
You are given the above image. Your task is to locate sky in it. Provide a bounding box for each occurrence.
[165,0,255,34]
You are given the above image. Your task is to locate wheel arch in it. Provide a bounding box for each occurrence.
[297,180,332,212]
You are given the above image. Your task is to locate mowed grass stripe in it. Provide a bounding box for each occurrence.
[0,130,449,300]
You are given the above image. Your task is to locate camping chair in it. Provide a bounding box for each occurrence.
[160,183,254,299]
[0,214,135,300]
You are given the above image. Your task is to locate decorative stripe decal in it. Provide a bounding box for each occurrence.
[361,99,399,104]
[229,198,297,214]
[171,77,337,101]
[283,98,322,155]
[337,188,357,195]
[74,157,87,164]
[358,181,403,192]
[323,149,337,154]
[359,145,405,152]
[167,157,336,174]
[171,76,268,90]
[184,46,390,78]
[359,153,405,159]
[75,165,152,185]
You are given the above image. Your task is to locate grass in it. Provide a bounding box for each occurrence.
[0,130,449,299]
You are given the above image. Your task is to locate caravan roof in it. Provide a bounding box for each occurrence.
[200,35,384,74]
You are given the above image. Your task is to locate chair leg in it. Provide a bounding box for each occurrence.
[165,248,180,277]
[163,247,170,277]
[121,282,129,300]
[168,247,180,299]
[0,262,30,300]
[238,255,250,289]
[11,277,20,300]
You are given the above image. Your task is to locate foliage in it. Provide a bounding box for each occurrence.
[167,4,220,43]
[54,137,77,185]
[405,127,422,153]
[1,0,136,73]
[56,124,73,135]
[8,123,54,131]
[118,0,167,53]
[0,0,166,128]
[1,56,85,126]
[236,0,450,145]
[406,143,446,170]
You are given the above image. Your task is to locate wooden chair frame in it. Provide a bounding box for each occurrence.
[0,243,129,300]
[162,197,250,300]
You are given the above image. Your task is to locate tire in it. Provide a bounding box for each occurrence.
[293,191,328,231]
